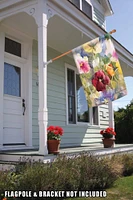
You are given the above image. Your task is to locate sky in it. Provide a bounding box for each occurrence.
[106,0,133,111]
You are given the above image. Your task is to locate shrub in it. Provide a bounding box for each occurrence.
[74,153,116,190]
[16,155,80,192]
[1,153,133,200]
[104,155,124,178]
[15,153,116,194]
[121,154,133,176]
[0,170,17,197]
[104,154,133,177]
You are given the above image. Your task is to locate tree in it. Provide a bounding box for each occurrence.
[114,101,133,144]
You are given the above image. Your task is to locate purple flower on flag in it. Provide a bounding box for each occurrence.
[102,90,115,101]
[99,35,107,57]
[78,60,90,73]
[92,70,110,92]
[112,51,118,60]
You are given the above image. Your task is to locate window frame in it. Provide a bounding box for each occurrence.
[81,0,93,19]
[69,0,93,20]
[5,36,22,57]
[65,63,99,126]
[67,68,76,124]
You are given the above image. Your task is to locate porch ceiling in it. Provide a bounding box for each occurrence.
[2,12,90,55]
[47,15,90,55]
[2,12,37,39]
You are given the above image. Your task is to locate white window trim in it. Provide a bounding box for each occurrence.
[65,63,100,127]
[80,0,93,20]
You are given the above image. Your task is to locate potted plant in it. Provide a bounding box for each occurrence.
[100,127,116,148]
[47,125,64,154]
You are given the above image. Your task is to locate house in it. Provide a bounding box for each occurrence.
[0,0,132,156]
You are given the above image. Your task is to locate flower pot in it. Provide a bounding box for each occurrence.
[47,140,60,154]
[102,138,115,148]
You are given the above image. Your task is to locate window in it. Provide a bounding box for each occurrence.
[5,37,21,57]
[82,0,92,19]
[67,67,98,125]
[70,0,80,9]
[93,107,98,125]
[69,0,92,19]
[4,63,21,97]
[67,69,76,123]
[76,75,90,122]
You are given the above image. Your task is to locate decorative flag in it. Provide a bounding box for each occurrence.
[72,34,127,107]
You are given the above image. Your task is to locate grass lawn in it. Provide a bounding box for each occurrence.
[68,175,133,200]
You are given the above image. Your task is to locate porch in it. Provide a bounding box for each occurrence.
[0,0,132,156]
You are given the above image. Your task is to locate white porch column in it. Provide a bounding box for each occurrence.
[108,100,114,128]
[0,30,4,149]
[37,0,48,155]
[108,100,115,146]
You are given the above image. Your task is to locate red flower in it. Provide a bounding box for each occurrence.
[47,125,64,140]
[47,126,55,132]
[92,70,110,92]
[100,127,116,138]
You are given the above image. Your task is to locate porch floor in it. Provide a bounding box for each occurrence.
[0,144,133,163]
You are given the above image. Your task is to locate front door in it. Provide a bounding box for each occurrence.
[3,58,26,145]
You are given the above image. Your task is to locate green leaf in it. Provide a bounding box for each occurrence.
[105,33,111,40]
[110,80,117,89]
[102,56,110,64]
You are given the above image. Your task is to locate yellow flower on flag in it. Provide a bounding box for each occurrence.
[83,41,102,54]
[116,61,123,74]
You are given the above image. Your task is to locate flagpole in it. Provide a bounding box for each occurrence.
[45,29,116,66]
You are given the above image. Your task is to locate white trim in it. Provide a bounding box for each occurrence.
[65,65,69,125]
[23,41,32,147]
[4,52,27,64]
[0,0,38,22]
[97,105,100,125]
[80,0,82,10]
[65,63,99,127]
[108,100,114,128]
[0,30,5,149]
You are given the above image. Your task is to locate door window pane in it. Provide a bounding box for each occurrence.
[76,75,89,122]
[4,63,21,97]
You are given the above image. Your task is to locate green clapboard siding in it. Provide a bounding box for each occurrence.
[32,40,110,148]
[93,7,105,29]
[32,40,39,148]
[99,104,109,127]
